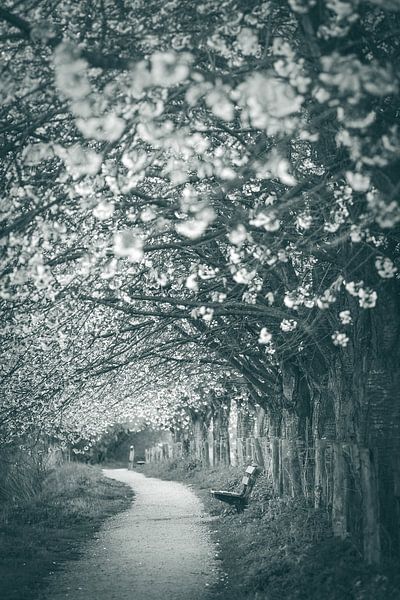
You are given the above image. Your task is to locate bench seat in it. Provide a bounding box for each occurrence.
[211,464,260,512]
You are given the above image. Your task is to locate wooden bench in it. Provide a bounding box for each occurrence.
[211,464,261,513]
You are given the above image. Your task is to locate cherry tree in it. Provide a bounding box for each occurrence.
[1,0,400,561]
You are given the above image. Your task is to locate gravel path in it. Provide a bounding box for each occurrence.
[39,468,221,600]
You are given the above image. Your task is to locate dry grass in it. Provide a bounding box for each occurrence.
[0,462,133,600]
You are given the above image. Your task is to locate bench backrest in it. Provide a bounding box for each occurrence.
[241,464,260,498]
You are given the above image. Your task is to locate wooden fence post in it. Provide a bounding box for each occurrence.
[254,437,265,469]
[280,438,290,495]
[245,437,253,463]
[360,447,381,564]
[271,437,280,495]
[288,439,302,497]
[236,438,244,465]
[332,442,348,539]
[314,439,326,509]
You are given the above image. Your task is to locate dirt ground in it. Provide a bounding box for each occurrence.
[37,468,221,600]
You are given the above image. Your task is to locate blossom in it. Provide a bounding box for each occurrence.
[236,28,259,56]
[255,151,297,186]
[191,305,214,323]
[344,280,364,297]
[339,310,352,325]
[313,87,330,103]
[258,328,272,344]
[320,54,397,102]
[345,172,371,192]
[54,145,102,177]
[113,231,144,262]
[175,207,215,239]
[280,319,297,332]
[228,225,248,246]
[358,288,377,309]
[198,265,218,280]
[265,292,275,305]
[205,83,235,121]
[324,221,341,233]
[316,289,337,309]
[54,44,90,100]
[185,273,198,291]
[350,225,363,242]
[249,211,280,231]
[76,114,125,142]
[375,256,397,279]
[296,213,313,229]
[150,51,192,87]
[210,292,226,303]
[278,250,288,263]
[344,280,378,308]
[332,331,349,347]
[284,292,300,309]
[288,0,317,13]
[233,268,256,284]
[236,73,303,136]
[22,143,54,166]
[93,201,114,220]
[140,207,157,223]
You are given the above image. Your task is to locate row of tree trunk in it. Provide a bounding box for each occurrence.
[146,394,398,565]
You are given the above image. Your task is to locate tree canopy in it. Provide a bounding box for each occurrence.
[1,0,399,447]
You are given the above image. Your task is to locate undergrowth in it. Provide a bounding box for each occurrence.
[141,459,400,600]
[0,462,133,600]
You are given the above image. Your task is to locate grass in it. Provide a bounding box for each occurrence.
[141,459,400,600]
[0,462,134,600]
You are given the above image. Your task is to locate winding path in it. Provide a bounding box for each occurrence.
[39,469,221,600]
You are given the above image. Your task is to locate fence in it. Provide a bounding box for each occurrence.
[145,435,381,564]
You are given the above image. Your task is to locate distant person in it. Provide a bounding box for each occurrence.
[128,445,135,469]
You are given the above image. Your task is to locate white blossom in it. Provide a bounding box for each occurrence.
[344,280,364,297]
[236,73,303,136]
[316,289,337,309]
[76,114,125,142]
[250,211,280,231]
[375,256,397,279]
[113,231,144,262]
[228,225,248,246]
[296,213,313,229]
[258,328,273,344]
[332,331,349,347]
[233,268,256,284]
[175,207,215,239]
[54,145,102,177]
[350,225,363,242]
[93,201,114,220]
[236,28,260,56]
[54,44,90,99]
[358,288,377,309]
[339,310,352,325]
[345,171,371,192]
[265,292,275,305]
[186,273,199,291]
[280,319,297,332]
[150,51,192,87]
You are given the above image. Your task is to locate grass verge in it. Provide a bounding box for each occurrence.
[141,460,400,600]
[0,462,133,600]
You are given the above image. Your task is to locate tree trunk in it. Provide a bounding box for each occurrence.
[212,400,231,466]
